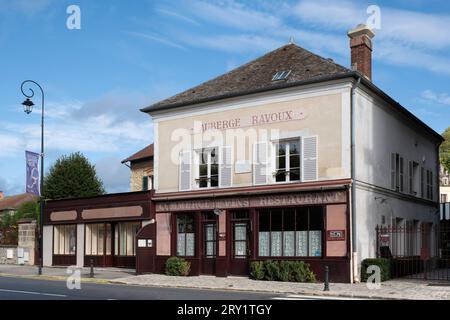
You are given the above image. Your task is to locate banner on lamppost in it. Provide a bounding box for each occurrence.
[26,151,40,196]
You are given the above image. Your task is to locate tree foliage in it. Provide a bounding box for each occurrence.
[440,127,450,172]
[0,200,38,245]
[43,152,105,200]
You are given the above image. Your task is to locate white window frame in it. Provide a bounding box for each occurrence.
[272,138,302,183]
[194,147,219,189]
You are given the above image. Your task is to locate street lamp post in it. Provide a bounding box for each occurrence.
[21,80,44,276]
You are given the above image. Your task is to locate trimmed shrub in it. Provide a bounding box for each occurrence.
[250,261,265,280]
[249,260,316,282]
[360,258,390,282]
[278,261,291,282]
[290,261,316,282]
[165,257,191,276]
[263,260,280,281]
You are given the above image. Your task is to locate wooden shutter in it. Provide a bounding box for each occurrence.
[179,151,191,191]
[302,136,318,182]
[253,142,268,185]
[390,153,396,190]
[219,146,232,188]
[408,161,413,194]
[142,176,148,191]
[399,156,404,192]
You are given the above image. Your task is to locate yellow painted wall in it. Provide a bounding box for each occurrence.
[156,93,346,192]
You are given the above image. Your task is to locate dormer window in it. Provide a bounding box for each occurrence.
[272,70,291,81]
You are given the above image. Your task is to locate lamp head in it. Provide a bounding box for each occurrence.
[22,98,34,114]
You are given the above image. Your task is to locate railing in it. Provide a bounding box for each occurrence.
[376,223,450,280]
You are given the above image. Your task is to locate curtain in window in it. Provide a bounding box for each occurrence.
[258,232,270,256]
[53,225,76,255]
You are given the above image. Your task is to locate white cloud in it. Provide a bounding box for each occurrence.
[420,90,450,106]
[0,133,25,157]
[155,7,200,26]
[178,33,283,53]
[95,156,131,193]
[128,31,187,51]
[0,91,154,157]
[186,0,282,31]
[0,0,53,15]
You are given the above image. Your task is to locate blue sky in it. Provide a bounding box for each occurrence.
[0,0,449,196]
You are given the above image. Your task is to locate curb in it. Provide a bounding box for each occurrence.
[0,272,111,285]
[108,279,405,300]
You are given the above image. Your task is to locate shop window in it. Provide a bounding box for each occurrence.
[177,214,195,256]
[231,211,250,259]
[197,148,219,188]
[85,223,112,256]
[53,225,76,255]
[258,207,323,257]
[275,140,301,182]
[115,222,140,256]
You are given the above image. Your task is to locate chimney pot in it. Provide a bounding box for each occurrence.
[348,24,375,80]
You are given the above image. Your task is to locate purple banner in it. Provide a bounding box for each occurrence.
[26,151,40,196]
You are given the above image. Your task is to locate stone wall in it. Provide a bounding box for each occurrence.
[0,245,18,264]
[130,159,153,191]
[0,220,36,265]
[18,220,36,265]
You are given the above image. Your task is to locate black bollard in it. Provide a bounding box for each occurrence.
[323,265,330,291]
[90,258,94,278]
[38,258,42,275]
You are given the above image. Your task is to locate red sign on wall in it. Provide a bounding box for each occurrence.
[327,230,345,241]
[326,230,345,241]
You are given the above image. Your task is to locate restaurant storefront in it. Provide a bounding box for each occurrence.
[43,191,153,269]
[153,182,351,282]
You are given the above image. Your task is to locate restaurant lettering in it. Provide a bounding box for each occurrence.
[198,108,307,132]
[155,190,346,212]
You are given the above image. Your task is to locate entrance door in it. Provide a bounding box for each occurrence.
[229,211,251,275]
[136,223,156,273]
[201,212,217,274]
[85,223,112,267]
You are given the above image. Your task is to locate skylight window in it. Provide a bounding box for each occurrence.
[272,70,291,81]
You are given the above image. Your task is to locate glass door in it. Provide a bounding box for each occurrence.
[230,210,251,275]
[201,212,217,274]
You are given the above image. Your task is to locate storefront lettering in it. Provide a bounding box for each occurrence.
[198,108,307,132]
[155,191,346,212]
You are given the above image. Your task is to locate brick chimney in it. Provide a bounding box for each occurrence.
[348,24,375,80]
[0,191,3,200]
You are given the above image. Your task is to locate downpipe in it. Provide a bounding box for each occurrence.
[351,75,361,283]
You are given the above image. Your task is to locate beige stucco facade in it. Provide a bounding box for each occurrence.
[154,84,351,193]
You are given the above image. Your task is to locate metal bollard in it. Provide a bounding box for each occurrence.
[38,258,42,275]
[323,265,330,291]
[90,258,94,278]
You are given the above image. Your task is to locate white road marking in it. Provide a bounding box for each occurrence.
[273,294,365,300]
[0,288,67,297]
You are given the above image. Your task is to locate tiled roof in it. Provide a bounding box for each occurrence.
[141,43,350,112]
[0,193,38,211]
[121,144,154,163]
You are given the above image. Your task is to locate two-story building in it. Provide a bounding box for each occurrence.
[141,25,442,282]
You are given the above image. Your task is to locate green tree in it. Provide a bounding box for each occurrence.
[43,152,105,200]
[440,127,450,172]
[0,200,38,244]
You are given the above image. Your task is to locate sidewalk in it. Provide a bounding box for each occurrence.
[111,274,450,300]
[0,264,135,283]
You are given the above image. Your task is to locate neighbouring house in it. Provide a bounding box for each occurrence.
[41,24,443,282]
[41,146,154,269]
[0,192,37,222]
[440,167,450,225]
[121,144,154,191]
[440,167,450,204]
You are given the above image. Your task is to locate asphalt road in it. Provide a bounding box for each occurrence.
[0,275,283,300]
